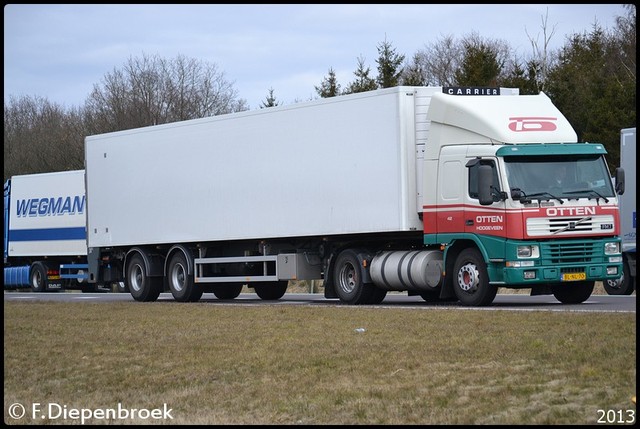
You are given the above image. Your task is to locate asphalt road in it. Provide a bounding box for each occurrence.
[4,291,636,313]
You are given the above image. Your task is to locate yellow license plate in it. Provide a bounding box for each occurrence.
[562,272,586,281]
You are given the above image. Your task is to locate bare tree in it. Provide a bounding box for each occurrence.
[84,53,247,134]
[415,34,462,86]
[524,7,558,92]
[4,95,84,181]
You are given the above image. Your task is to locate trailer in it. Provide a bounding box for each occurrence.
[605,127,636,294]
[84,86,624,306]
[3,170,96,292]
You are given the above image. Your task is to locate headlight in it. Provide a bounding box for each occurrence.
[604,242,620,255]
[517,245,539,258]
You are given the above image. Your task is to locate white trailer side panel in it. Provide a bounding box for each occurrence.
[7,170,86,257]
[85,87,425,248]
[620,127,636,252]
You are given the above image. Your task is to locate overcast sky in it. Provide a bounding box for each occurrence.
[4,4,627,110]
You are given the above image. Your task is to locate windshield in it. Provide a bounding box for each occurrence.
[504,155,615,200]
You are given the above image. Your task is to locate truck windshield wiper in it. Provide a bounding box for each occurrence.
[524,192,564,204]
[564,189,610,203]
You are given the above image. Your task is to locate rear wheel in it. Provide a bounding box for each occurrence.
[333,249,385,305]
[552,281,594,304]
[452,248,497,306]
[30,262,48,292]
[168,252,203,302]
[126,254,162,302]
[253,281,288,300]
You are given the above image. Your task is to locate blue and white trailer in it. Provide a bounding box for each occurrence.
[3,169,96,292]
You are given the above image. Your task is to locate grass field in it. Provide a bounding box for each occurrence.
[3,299,636,425]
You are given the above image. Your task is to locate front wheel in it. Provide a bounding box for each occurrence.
[452,248,497,306]
[126,254,162,302]
[552,281,594,304]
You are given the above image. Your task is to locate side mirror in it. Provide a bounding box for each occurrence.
[478,165,494,206]
[614,167,625,195]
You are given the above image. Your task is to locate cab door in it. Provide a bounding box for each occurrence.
[464,158,508,239]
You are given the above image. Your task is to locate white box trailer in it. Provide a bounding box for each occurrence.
[3,170,92,291]
[84,86,623,306]
[85,86,438,247]
[605,127,636,294]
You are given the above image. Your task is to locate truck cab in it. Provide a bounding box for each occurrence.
[421,90,622,305]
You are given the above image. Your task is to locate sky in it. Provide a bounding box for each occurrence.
[4,4,628,110]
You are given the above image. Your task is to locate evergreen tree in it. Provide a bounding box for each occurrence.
[500,59,540,95]
[454,40,502,86]
[546,17,635,169]
[375,37,405,88]
[401,54,426,86]
[315,67,341,98]
[260,87,280,108]
[344,56,377,94]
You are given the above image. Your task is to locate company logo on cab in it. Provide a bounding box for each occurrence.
[509,117,557,132]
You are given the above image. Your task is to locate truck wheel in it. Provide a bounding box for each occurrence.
[126,254,162,302]
[552,281,594,304]
[168,252,203,302]
[253,281,288,300]
[30,262,48,292]
[604,260,634,295]
[333,249,382,305]
[452,248,497,306]
[212,284,243,300]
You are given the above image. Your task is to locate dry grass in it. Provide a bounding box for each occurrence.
[4,300,636,425]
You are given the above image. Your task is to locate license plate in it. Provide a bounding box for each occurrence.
[562,272,586,281]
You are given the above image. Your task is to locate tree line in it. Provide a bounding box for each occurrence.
[4,5,635,182]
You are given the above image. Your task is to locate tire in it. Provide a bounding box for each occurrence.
[552,281,594,304]
[117,282,129,293]
[212,283,243,300]
[126,254,162,302]
[168,252,203,302]
[333,249,383,305]
[253,281,288,300]
[452,248,497,306]
[604,259,634,295]
[30,262,48,292]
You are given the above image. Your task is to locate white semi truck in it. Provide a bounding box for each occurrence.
[3,170,95,292]
[605,127,636,295]
[83,86,625,306]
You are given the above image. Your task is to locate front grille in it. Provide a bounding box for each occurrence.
[527,215,614,237]
[541,241,598,264]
